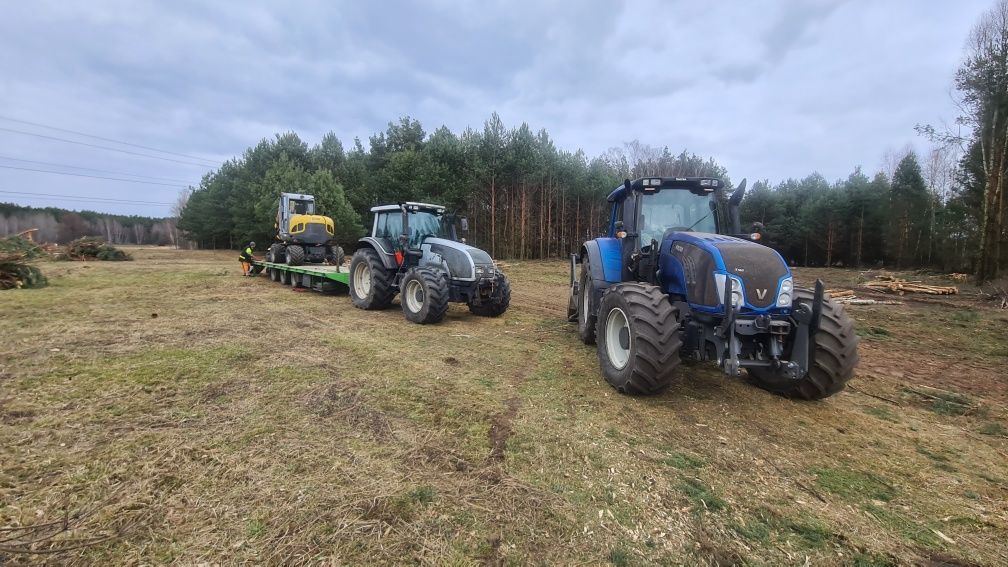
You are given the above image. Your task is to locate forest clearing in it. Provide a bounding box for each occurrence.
[1,248,1005,565]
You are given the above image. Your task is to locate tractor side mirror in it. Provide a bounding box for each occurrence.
[614,220,626,239]
[460,217,469,232]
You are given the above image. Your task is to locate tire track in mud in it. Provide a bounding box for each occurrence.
[486,364,535,467]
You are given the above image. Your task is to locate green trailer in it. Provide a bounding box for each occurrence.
[251,260,349,292]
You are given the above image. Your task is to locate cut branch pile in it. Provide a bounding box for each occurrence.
[57,237,132,261]
[0,235,47,259]
[861,274,957,296]
[0,251,47,289]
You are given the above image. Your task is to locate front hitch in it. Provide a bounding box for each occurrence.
[790,279,825,379]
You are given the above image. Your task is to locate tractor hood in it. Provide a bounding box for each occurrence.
[659,232,792,313]
[420,237,496,281]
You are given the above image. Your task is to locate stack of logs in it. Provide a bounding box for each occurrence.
[862,274,958,296]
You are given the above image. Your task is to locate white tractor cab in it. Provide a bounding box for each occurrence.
[267,192,343,266]
[349,202,511,324]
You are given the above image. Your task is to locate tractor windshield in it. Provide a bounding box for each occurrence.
[639,189,716,244]
[407,211,451,246]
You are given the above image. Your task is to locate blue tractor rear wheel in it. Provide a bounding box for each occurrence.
[595,283,682,395]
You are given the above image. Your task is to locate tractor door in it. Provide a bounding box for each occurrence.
[618,192,642,281]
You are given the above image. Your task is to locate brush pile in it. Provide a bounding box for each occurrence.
[59,237,132,261]
[862,274,957,296]
[0,235,47,259]
[0,251,47,289]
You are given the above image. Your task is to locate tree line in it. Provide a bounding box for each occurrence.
[0,203,180,246]
[176,114,990,273]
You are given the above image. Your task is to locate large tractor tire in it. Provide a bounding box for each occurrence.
[595,283,682,395]
[748,288,859,400]
[576,259,597,344]
[286,245,305,266]
[349,248,395,310]
[469,274,511,317]
[400,268,450,324]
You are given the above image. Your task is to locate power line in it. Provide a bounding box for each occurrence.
[0,115,220,165]
[0,154,193,183]
[0,126,218,168]
[0,190,173,206]
[0,164,189,188]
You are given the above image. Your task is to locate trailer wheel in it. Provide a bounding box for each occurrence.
[747,288,859,400]
[577,259,597,344]
[279,268,291,285]
[349,248,394,310]
[401,268,449,324]
[595,283,682,395]
[286,245,305,266]
[270,267,279,282]
[469,274,511,317]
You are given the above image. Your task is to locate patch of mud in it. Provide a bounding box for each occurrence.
[488,397,521,462]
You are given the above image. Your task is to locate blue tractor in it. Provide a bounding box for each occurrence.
[568,176,858,399]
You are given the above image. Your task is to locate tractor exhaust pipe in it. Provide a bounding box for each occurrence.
[728,178,747,235]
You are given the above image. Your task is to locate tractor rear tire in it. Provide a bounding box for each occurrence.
[349,248,395,310]
[469,275,511,317]
[595,283,682,395]
[747,288,859,400]
[400,268,450,324]
[577,260,597,344]
[286,245,305,266]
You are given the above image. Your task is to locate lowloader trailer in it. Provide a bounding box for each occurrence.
[251,259,349,292]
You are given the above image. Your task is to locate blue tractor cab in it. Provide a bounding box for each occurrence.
[569,176,858,400]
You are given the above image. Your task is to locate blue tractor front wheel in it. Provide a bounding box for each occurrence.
[595,283,682,395]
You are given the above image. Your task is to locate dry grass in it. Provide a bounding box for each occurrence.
[0,249,1006,565]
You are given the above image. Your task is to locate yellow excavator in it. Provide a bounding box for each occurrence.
[265,192,344,266]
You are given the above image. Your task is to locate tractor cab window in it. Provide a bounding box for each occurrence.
[407,211,450,247]
[289,200,314,215]
[375,212,403,240]
[639,189,716,244]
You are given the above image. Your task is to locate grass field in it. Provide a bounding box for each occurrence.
[1,248,1007,565]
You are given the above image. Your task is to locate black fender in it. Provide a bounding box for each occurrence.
[356,237,398,270]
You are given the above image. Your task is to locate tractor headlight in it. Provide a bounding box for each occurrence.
[776,278,793,307]
[715,274,745,307]
[475,266,484,275]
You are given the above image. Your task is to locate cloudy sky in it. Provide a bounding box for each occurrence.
[0,0,988,217]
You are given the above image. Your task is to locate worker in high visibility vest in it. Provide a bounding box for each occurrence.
[239,241,256,276]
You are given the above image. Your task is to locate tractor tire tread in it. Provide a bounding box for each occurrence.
[749,287,859,400]
[401,267,450,324]
[349,248,395,310]
[596,283,682,395]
